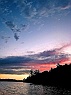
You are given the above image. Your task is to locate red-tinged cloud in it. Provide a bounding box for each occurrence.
[0,43,71,74]
[24,56,71,72]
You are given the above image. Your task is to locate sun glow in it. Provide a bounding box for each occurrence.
[0,74,29,80]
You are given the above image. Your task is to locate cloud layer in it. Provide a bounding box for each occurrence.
[0,44,71,74]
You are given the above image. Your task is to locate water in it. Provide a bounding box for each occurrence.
[0,82,71,95]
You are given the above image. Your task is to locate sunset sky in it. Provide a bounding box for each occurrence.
[0,0,71,80]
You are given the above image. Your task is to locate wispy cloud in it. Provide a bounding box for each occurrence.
[1,0,71,42]
[16,0,71,19]
[0,66,30,75]
[56,43,71,51]
[3,19,28,41]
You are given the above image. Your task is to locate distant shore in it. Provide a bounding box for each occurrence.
[0,79,23,82]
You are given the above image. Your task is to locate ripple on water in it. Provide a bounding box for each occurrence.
[0,82,71,95]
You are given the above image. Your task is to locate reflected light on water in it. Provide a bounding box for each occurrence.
[0,82,71,95]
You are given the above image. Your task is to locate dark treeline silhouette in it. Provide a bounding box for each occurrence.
[24,63,71,89]
[0,79,23,82]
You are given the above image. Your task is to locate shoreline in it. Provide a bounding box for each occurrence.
[0,79,23,82]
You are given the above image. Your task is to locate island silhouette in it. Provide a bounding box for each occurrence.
[24,63,71,89]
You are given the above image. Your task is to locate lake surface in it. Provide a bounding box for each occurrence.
[0,82,71,95]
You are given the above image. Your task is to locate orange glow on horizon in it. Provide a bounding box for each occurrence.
[0,74,29,80]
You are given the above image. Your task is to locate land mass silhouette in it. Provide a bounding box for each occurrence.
[24,63,71,89]
[0,79,23,82]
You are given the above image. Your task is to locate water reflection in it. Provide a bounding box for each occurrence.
[42,86,71,95]
[0,82,71,95]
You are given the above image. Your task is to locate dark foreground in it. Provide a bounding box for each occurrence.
[24,64,71,89]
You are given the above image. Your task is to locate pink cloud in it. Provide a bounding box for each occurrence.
[24,55,71,72]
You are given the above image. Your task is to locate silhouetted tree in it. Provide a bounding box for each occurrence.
[30,69,33,76]
[24,63,71,89]
[56,63,61,67]
[34,70,39,75]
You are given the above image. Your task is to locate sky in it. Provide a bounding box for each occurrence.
[0,0,71,80]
